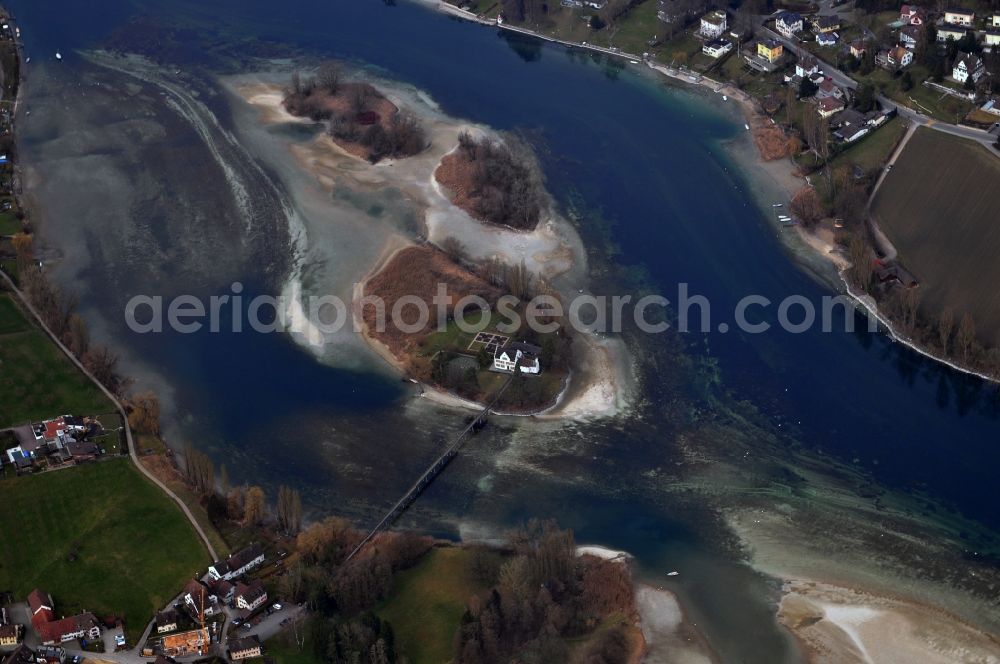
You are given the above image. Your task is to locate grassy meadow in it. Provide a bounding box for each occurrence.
[0,293,113,427]
[0,458,208,641]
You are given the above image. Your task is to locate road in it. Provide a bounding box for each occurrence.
[759,23,999,152]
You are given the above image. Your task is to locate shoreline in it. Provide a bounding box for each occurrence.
[428,0,1000,387]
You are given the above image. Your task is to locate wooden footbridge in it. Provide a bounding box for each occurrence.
[344,375,514,562]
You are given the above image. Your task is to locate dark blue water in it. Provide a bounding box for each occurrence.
[9,0,1000,658]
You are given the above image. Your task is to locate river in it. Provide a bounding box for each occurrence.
[7,0,1000,660]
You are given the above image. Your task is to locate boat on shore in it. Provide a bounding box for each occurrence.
[55,51,62,61]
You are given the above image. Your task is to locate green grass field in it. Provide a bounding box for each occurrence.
[0,293,113,427]
[377,547,496,664]
[0,459,209,641]
[873,128,1000,342]
[0,210,19,235]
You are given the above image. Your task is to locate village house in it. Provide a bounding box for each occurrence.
[850,39,868,58]
[155,610,179,634]
[812,15,841,34]
[228,636,262,661]
[900,5,926,25]
[702,39,733,58]
[758,38,783,61]
[795,55,820,79]
[944,9,975,25]
[210,579,235,605]
[0,624,22,647]
[27,590,54,632]
[876,46,914,70]
[5,416,93,468]
[953,52,985,83]
[493,341,542,374]
[207,543,265,581]
[992,13,1000,27]
[817,96,846,117]
[699,10,727,39]
[831,109,871,141]
[981,98,1000,115]
[233,581,268,617]
[38,614,101,646]
[816,32,838,46]
[985,28,1000,47]
[776,11,804,38]
[815,78,845,100]
[182,580,220,620]
[937,23,969,41]
[899,25,920,49]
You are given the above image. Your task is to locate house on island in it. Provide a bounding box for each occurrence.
[699,10,727,39]
[953,52,985,83]
[944,8,975,25]
[228,636,262,661]
[702,39,733,58]
[776,11,803,38]
[493,342,542,374]
[207,543,265,581]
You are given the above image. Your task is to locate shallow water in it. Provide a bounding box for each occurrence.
[8,0,1000,660]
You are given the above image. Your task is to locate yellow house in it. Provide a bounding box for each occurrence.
[758,39,783,62]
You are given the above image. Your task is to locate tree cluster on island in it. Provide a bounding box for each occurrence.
[283,63,427,163]
[439,131,546,231]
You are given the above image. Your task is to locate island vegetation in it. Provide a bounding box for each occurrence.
[283,64,427,163]
[435,131,546,231]
[360,244,572,412]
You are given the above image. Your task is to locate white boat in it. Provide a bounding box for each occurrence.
[25,57,30,64]
[772,203,783,207]
[667,571,680,576]
[722,95,728,101]
[630,60,640,65]
[744,123,750,131]
[55,51,62,60]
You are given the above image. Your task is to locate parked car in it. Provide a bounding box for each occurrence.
[272,603,283,611]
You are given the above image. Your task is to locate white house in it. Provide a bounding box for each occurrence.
[876,46,913,69]
[702,39,733,58]
[944,9,975,25]
[234,582,268,614]
[817,97,846,117]
[937,24,969,41]
[699,10,727,39]
[795,55,820,78]
[899,25,920,49]
[953,52,985,83]
[992,13,1000,27]
[156,610,179,635]
[183,580,220,619]
[985,28,1000,47]
[207,543,265,581]
[816,32,838,47]
[775,11,803,38]
[229,637,263,661]
[492,342,542,374]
